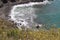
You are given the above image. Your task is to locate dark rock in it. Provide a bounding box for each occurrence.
[10,0,16,2]
[0,4,3,8]
[36,25,40,28]
[1,0,8,4]
[30,0,44,2]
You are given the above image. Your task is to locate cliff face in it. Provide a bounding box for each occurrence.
[0,0,44,18]
[0,0,30,19]
[0,0,53,20]
[30,0,43,2]
[0,0,44,8]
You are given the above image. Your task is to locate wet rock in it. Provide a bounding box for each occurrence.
[1,0,8,4]
[30,0,44,2]
[36,25,40,28]
[10,0,16,2]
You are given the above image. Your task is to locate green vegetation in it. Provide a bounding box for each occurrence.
[0,18,60,40]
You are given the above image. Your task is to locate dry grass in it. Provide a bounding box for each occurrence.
[0,18,60,40]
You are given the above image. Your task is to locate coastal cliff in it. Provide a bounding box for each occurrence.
[0,0,45,22]
[0,0,45,7]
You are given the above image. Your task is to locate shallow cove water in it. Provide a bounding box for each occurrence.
[9,0,60,29]
[9,0,51,29]
[35,0,60,27]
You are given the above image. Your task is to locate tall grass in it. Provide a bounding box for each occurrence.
[0,18,60,40]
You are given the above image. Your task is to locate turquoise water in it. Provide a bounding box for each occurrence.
[34,0,60,27]
[10,0,60,28]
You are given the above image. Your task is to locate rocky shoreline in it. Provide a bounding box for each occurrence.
[0,0,45,19]
[0,0,44,7]
[0,0,53,29]
[0,0,53,19]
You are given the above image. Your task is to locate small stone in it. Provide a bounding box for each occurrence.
[36,25,39,28]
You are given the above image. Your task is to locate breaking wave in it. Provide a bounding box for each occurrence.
[9,0,52,29]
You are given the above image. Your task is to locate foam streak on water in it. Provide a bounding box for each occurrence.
[9,0,51,29]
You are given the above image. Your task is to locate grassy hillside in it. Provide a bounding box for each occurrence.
[0,18,60,40]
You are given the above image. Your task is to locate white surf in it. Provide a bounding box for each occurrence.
[9,0,52,29]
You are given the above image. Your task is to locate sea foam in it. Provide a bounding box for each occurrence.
[9,0,52,29]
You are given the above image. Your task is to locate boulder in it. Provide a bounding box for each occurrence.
[30,0,44,2]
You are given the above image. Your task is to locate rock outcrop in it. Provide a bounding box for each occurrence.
[0,0,53,19]
[0,0,45,18]
[30,0,44,2]
[0,0,45,8]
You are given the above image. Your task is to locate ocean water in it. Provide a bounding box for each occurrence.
[9,0,51,29]
[9,0,60,29]
[35,0,60,27]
